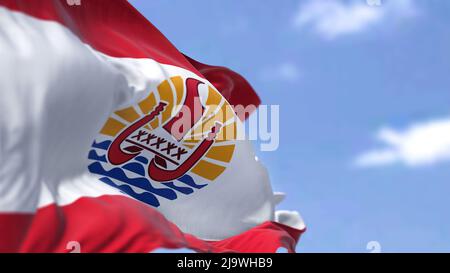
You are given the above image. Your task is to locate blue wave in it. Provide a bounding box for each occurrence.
[135,156,148,164]
[88,161,177,200]
[123,162,146,176]
[100,177,160,207]
[162,182,194,195]
[88,140,208,207]
[92,140,111,150]
[177,175,207,189]
[88,149,107,162]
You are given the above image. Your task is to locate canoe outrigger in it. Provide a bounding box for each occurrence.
[107,78,223,182]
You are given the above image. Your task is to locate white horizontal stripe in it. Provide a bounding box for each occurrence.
[0,7,129,212]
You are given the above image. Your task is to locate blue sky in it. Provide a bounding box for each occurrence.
[130,0,450,252]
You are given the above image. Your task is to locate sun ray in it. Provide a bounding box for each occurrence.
[216,122,237,142]
[182,138,200,144]
[138,92,157,114]
[158,79,174,124]
[100,118,126,137]
[115,106,140,123]
[181,87,224,140]
[150,118,159,129]
[171,76,184,107]
[191,160,226,181]
[202,103,235,132]
[182,144,195,149]
[205,145,235,163]
[205,86,222,106]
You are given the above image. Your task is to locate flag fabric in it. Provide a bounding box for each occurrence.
[0,0,305,253]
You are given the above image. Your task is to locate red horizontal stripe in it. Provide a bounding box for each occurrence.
[0,0,261,112]
[184,55,261,119]
[0,195,304,253]
[0,0,201,76]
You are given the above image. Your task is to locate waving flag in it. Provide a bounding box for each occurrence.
[0,0,305,253]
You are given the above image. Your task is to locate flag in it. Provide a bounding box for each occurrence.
[0,0,305,253]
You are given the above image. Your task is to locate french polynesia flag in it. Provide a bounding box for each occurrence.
[0,0,305,253]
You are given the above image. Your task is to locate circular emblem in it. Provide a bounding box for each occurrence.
[88,76,237,207]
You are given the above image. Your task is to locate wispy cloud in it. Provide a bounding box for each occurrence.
[260,62,301,82]
[355,117,450,167]
[293,0,417,39]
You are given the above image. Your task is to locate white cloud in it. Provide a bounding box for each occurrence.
[260,62,301,82]
[355,118,450,167]
[278,63,301,81]
[293,0,416,39]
